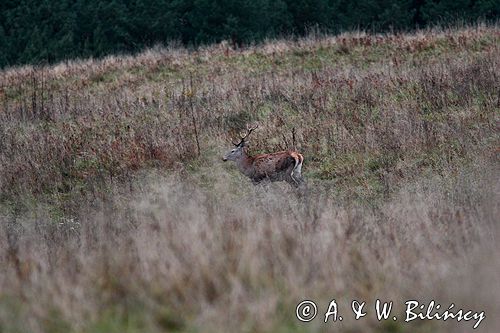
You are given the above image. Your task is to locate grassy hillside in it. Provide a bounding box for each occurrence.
[0,26,499,332]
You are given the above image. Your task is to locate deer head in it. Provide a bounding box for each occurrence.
[222,125,258,161]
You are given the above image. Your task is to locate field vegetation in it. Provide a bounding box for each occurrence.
[0,25,499,332]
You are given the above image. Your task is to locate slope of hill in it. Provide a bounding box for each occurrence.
[0,26,499,333]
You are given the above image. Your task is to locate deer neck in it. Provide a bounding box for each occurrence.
[236,153,255,177]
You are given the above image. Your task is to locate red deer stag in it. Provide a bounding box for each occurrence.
[222,126,304,187]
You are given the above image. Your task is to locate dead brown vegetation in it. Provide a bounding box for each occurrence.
[0,26,499,333]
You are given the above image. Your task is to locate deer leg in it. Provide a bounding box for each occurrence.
[290,170,306,189]
[252,178,264,185]
[289,158,303,186]
[252,173,272,186]
[287,171,301,187]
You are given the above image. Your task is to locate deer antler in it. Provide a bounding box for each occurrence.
[233,125,258,146]
[240,125,258,141]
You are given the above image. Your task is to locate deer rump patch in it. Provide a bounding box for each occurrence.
[251,154,296,182]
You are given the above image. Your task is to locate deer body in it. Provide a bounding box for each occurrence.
[223,127,304,187]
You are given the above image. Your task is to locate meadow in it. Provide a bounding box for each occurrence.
[0,25,499,332]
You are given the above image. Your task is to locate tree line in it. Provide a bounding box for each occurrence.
[0,0,498,68]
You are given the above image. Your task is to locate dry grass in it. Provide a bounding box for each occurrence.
[0,25,499,332]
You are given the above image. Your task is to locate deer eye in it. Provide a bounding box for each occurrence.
[231,149,236,153]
